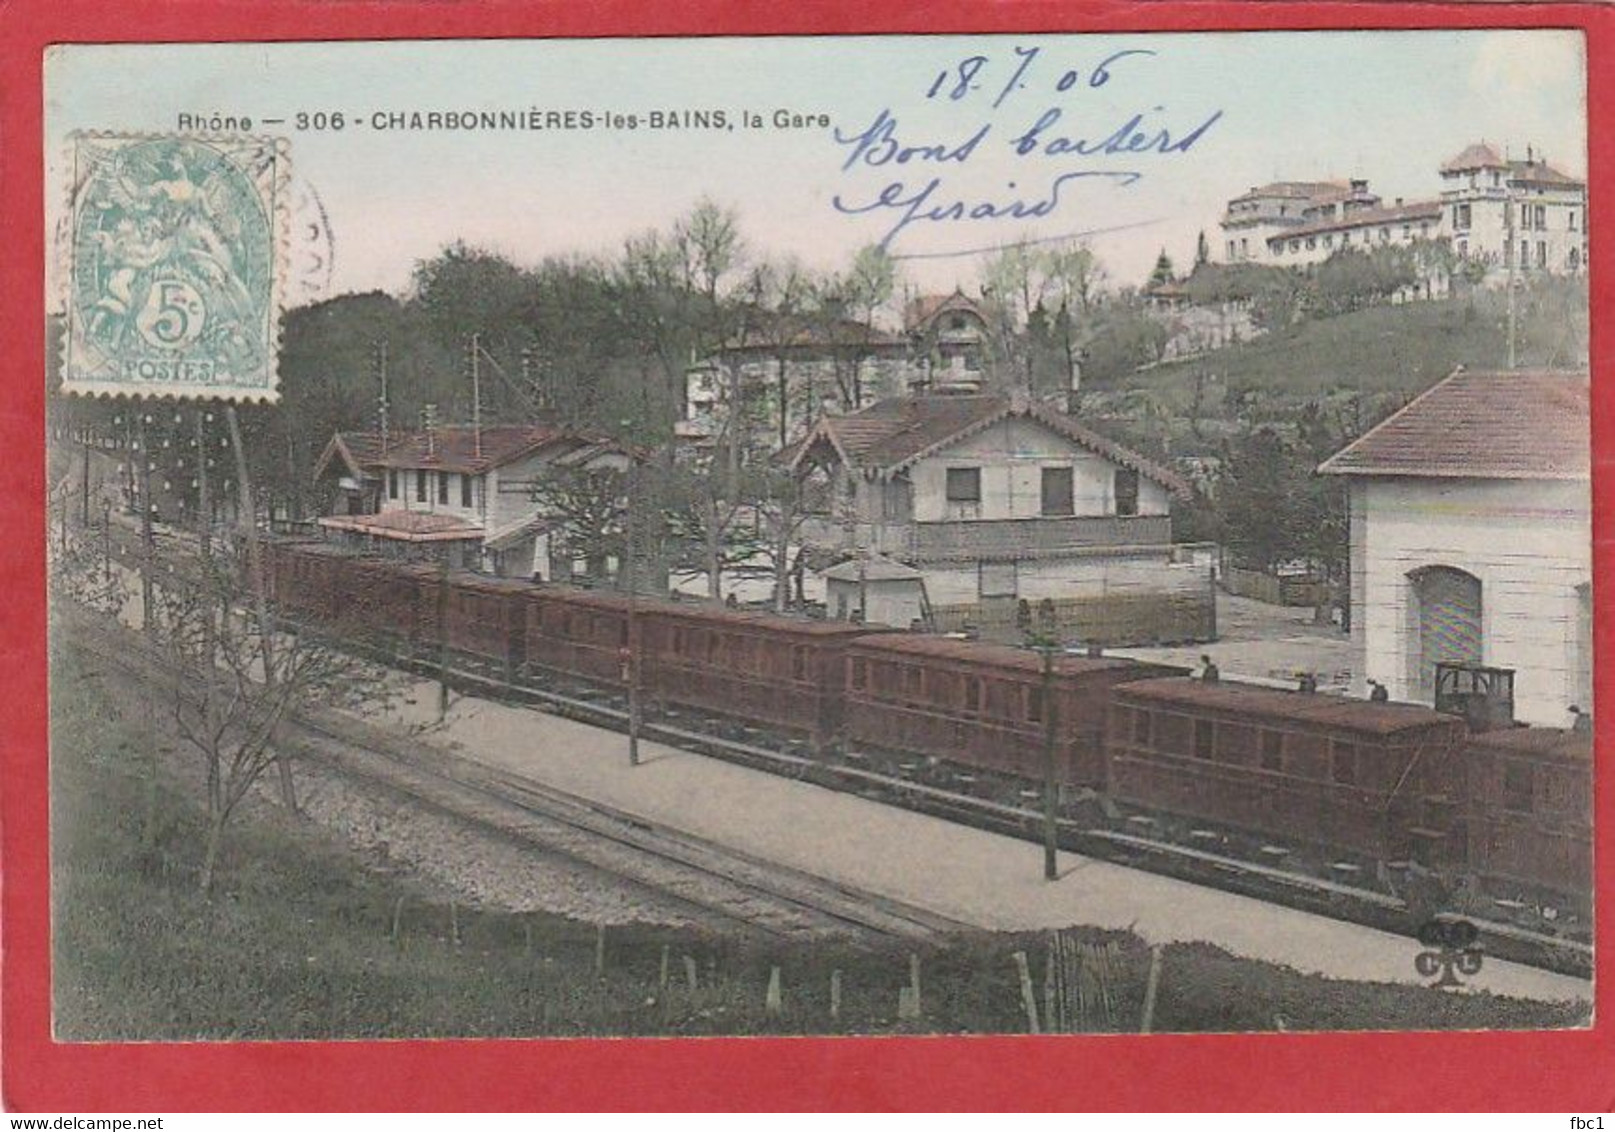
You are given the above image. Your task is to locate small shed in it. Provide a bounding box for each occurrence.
[823,554,927,628]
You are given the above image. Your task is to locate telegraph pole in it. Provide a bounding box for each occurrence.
[1506,176,1519,370]
[1041,646,1060,882]
[469,333,484,461]
[624,433,642,767]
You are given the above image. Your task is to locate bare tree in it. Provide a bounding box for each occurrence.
[151,551,377,894]
[528,464,628,582]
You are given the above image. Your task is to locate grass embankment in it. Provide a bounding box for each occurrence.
[1112,283,1587,409]
[50,636,1587,1040]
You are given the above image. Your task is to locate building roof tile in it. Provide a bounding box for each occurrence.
[1318,368,1589,480]
[793,393,1192,497]
[370,425,564,474]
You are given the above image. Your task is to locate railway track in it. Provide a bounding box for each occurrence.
[79,533,1597,976]
[61,610,962,948]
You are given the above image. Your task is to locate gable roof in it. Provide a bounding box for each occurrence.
[370,425,566,474]
[903,290,990,332]
[1318,368,1589,480]
[1267,199,1443,244]
[790,392,1191,497]
[1440,142,1584,188]
[312,431,389,483]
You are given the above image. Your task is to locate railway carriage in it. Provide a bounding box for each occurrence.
[522,587,636,685]
[635,605,874,749]
[439,572,531,679]
[844,635,1183,788]
[1463,726,1592,909]
[1105,679,1469,864]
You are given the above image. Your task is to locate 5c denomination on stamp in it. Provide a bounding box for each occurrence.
[62,132,287,402]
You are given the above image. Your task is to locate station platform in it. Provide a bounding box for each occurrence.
[374,678,1591,1004]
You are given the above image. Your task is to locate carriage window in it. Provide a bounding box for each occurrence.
[617,620,629,648]
[707,633,721,663]
[1132,708,1153,746]
[905,666,923,698]
[1332,742,1358,786]
[964,676,983,713]
[672,628,685,656]
[792,646,809,681]
[851,656,867,690]
[1503,763,1534,813]
[1194,720,1215,759]
[1026,686,1044,723]
[1261,730,1284,771]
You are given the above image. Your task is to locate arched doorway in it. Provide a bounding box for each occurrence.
[1407,566,1483,701]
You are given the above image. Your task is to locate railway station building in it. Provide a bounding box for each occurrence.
[1319,367,1591,727]
[788,388,1217,646]
[315,424,631,578]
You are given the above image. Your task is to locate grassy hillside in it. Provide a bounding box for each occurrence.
[1103,280,1587,411]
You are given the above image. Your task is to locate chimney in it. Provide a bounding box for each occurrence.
[1395,197,1403,207]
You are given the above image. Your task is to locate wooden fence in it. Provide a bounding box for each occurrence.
[1221,565,1327,608]
[930,590,1216,647]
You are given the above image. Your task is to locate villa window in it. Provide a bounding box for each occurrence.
[388,469,399,500]
[1040,467,1075,517]
[437,472,450,505]
[415,469,427,502]
[945,467,981,504]
[1114,468,1140,517]
[461,473,474,508]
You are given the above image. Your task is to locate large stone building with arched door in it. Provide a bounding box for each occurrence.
[1319,368,1591,727]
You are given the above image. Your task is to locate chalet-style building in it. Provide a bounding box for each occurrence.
[789,390,1215,644]
[682,314,910,449]
[903,290,997,389]
[1319,368,1591,727]
[311,431,389,517]
[316,424,629,578]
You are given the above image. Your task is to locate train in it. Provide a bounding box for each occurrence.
[262,537,1592,925]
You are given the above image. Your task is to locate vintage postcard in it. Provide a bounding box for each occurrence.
[29,21,1599,1103]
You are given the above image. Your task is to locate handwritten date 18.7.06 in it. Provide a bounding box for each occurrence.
[926,46,1158,110]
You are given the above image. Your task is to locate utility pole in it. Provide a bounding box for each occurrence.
[1506,178,1518,370]
[624,438,642,767]
[376,338,390,448]
[227,405,297,812]
[437,554,451,723]
[469,333,483,461]
[1041,647,1060,882]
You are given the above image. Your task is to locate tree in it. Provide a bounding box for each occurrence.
[1148,249,1177,290]
[529,464,629,581]
[151,548,377,894]
[1215,426,1301,572]
[818,244,899,410]
[1195,230,1211,268]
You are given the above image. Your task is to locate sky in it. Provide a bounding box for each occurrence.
[45,30,1587,308]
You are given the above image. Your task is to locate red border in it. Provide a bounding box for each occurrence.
[4,0,1611,1112]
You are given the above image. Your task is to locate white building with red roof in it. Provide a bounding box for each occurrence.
[1319,368,1591,726]
[788,390,1215,643]
[315,423,630,577]
[1439,142,1587,277]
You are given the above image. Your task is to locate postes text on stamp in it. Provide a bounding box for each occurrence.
[62,133,286,403]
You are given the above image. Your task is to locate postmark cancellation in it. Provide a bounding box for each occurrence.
[61,132,287,403]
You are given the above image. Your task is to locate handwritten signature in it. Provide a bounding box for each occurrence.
[832,170,1143,252]
[825,46,1224,251]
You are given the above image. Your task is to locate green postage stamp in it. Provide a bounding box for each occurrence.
[61,133,286,402]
